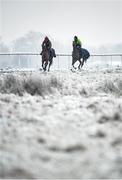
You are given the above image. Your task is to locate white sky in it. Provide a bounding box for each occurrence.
[0,0,122,47]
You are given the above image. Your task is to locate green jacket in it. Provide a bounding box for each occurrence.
[76,38,81,46]
[73,38,82,47]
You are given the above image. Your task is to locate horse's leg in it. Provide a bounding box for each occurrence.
[42,62,44,70]
[81,59,85,68]
[78,59,82,70]
[42,61,46,71]
[48,59,53,71]
[72,57,77,69]
[44,60,48,71]
[42,58,44,70]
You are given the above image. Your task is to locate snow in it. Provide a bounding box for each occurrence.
[0,67,122,179]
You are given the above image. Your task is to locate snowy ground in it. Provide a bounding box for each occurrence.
[0,67,122,179]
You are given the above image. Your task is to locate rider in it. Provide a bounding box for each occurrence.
[73,36,82,49]
[40,36,52,56]
[73,36,82,56]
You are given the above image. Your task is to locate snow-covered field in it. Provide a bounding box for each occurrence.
[0,67,122,179]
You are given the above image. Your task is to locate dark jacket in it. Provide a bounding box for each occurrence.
[42,39,52,50]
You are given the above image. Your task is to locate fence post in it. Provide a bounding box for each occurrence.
[111,55,112,67]
[18,55,21,67]
[121,55,122,66]
[9,54,11,67]
[27,56,29,68]
[68,56,70,69]
[58,55,59,70]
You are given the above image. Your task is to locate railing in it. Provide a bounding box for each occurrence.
[0,53,122,70]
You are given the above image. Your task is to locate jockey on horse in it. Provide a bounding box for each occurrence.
[41,36,52,56]
[72,36,82,69]
[72,36,90,70]
[40,36,56,71]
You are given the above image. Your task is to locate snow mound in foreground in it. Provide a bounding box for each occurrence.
[0,73,62,96]
[0,71,122,97]
[0,70,122,179]
[102,79,122,96]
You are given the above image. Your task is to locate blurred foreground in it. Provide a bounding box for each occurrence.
[0,68,122,179]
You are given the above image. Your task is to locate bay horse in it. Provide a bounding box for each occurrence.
[41,46,56,71]
[72,47,90,70]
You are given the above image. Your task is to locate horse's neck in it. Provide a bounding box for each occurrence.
[43,46,48,51]
[73,47,81,59]
[73,47,79,53]
[42,48,50,59]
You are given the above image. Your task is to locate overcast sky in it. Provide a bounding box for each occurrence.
[0,0,122,47]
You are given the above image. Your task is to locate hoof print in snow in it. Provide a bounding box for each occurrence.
[79,88,88,96]
[49,144,86,153]
[0,168,34,179]
[90,130,106,138]
[87,104,98,113]
[113,113,121,121]
[98,116,110,124]
[111,137,122,147]
[37,137,46,144]
[98,113,121,124]
[65,144,86,153]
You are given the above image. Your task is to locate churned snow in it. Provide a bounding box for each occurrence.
[0,67,122,179]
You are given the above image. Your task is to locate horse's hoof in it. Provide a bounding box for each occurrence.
[70,68,75,72]
[39,68,43,71]
[78,68,82,72]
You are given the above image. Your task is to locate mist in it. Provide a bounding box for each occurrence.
[1,0,122,46]
[0,0,122,68]
[1,1,122,179]
[0,31,122,69]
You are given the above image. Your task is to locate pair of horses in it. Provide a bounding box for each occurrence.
[41,46,90,71]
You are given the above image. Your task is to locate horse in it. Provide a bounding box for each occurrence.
[72,46,90,70]
[41,46,56,71]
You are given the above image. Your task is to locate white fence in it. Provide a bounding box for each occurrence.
[0,53,122,70]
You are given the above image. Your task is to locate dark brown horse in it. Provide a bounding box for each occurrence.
[72,47,90,70]
[72,46,84,70]
[41,47,56,71]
